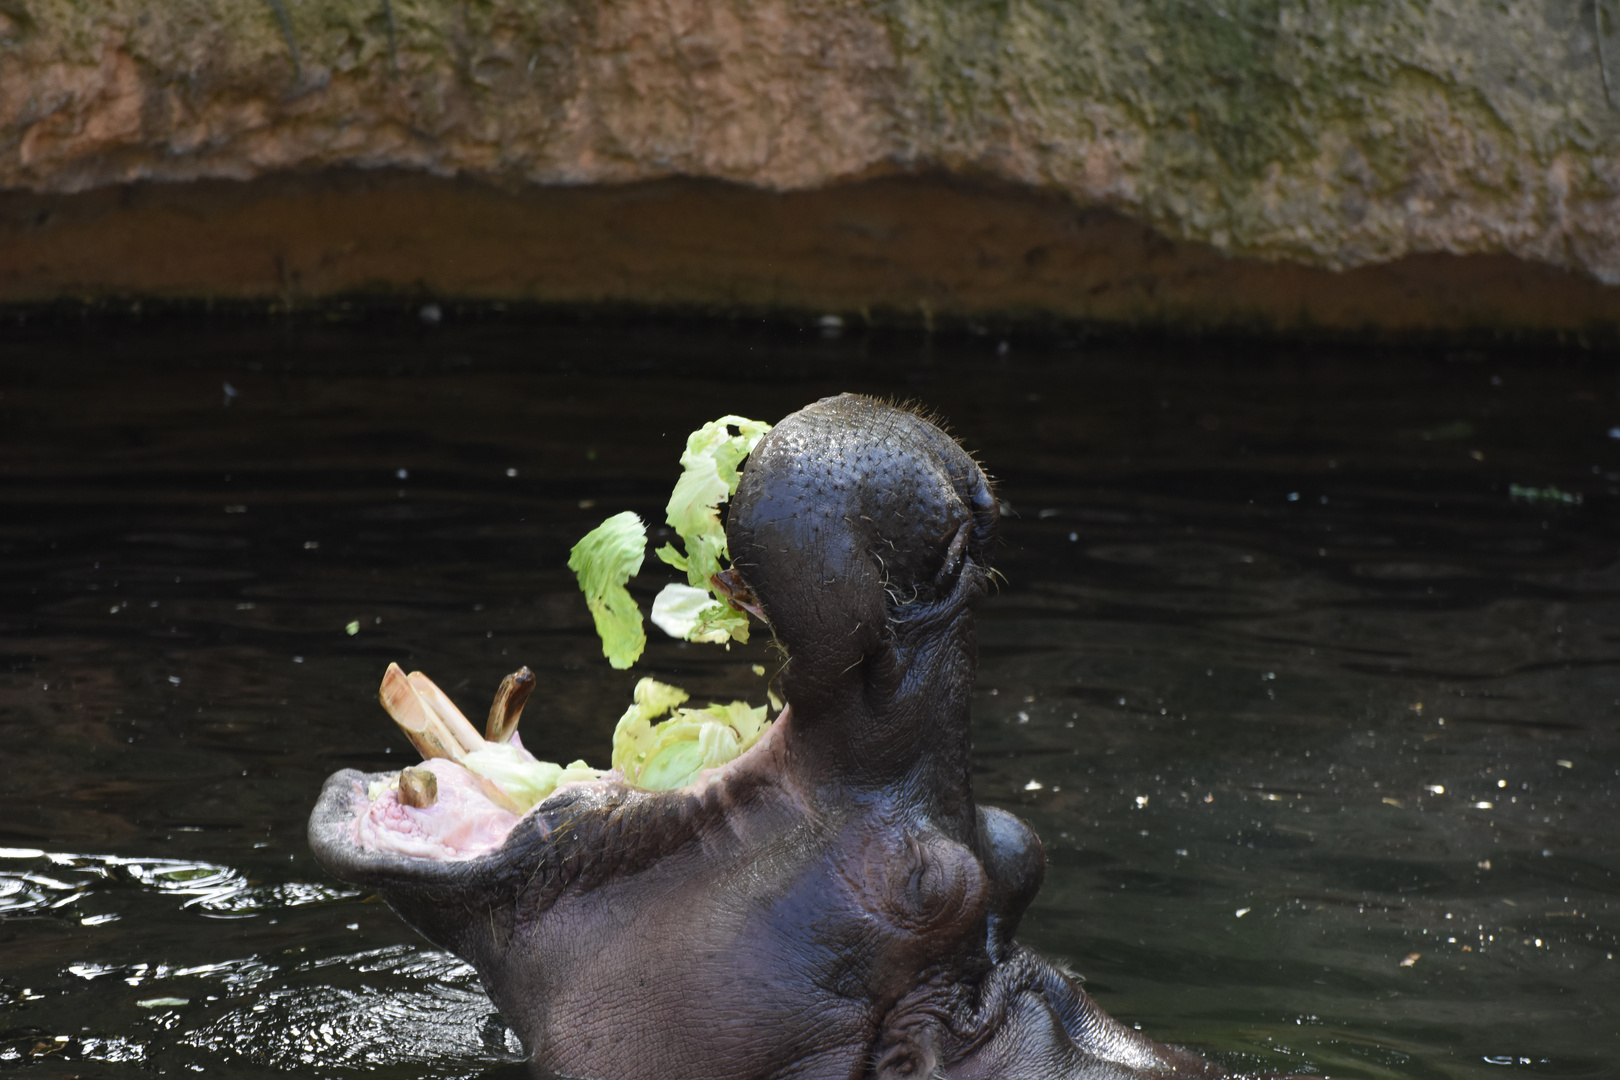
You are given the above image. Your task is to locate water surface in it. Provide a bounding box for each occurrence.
[2,320,1616,1078]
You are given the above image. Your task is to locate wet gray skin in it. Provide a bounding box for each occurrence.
[309,394,1308,1080]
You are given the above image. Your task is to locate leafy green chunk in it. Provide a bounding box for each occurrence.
[650,416,771,646]
[649,583,733,644]
[462,744,605,810]
[568,511,647,669]
[610,677,770,790]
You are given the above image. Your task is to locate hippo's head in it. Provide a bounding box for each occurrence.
[309,395,1277,1080]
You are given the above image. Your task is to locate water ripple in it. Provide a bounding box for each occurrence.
[0,848,358,921]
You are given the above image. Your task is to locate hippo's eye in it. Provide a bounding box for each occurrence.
[930,520,974,593]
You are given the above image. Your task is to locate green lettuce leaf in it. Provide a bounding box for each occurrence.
[461,744,607,811]
[568,511,647,669]
[649,584,725,643]
[610,676,690,771]
[650,416,771,646]
[611,677,770,791]
[450,677,770,810]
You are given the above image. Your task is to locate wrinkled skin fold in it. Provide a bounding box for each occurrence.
[309,394,1313,1080]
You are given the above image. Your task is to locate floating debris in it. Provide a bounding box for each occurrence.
[1400,953,1420,967]
[1509,484,1582,506]
[1421,421,1475,442]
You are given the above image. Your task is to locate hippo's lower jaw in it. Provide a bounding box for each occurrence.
[309,394,1313,1080]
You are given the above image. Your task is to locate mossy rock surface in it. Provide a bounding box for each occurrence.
[0,0,1618,320]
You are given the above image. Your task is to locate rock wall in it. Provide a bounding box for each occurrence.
[2,0,1619,329]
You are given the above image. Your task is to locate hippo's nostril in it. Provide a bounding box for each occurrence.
[967,474,1000,559]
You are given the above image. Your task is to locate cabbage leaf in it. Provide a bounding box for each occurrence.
[567,511,647,669]
[651,416,771,646]
[611,677,769,790]
[461,745,606,811]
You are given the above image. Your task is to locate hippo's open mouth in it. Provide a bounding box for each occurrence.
[314,661,792,870]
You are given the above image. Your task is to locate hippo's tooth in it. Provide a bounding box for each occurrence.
[377,665,528,813]
[378,663,464,762]
[407,671,487,754]
[397,765,438,808]
[485,666,535,744]
[711,568,766,621]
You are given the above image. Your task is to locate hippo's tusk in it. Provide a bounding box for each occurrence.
[486,666,535,744]
[407,671,487,754]
[377,664,534,815]
[397,765,438,808]
[379,663,465,762]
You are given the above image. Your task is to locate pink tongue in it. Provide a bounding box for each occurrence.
[353,759,520,860]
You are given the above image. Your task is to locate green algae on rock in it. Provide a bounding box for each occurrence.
[1,0,1618,297]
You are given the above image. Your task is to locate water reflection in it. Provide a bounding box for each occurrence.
[0,847,355,920]
[1,846,514,1074]
[1,322,1615,1078]
[184,948,523,1072]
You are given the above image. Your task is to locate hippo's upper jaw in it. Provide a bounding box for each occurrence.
[310,395,1296,1080]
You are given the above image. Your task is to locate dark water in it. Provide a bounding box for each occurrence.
[2,320,1616,1079]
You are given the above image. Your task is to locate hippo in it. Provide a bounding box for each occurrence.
[309,394,1306,1080]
